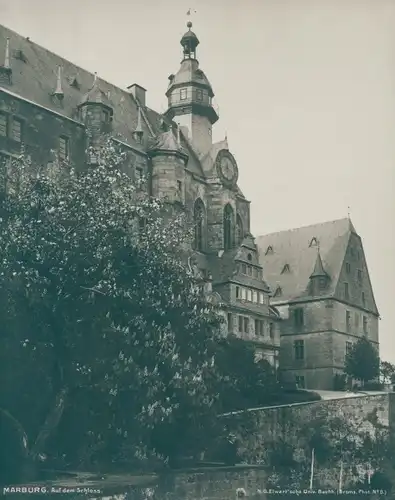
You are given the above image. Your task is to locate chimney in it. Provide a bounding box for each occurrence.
[127,83,146,107]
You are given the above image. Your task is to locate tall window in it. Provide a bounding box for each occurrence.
[363,316,368,335]
[344,282,349,300]
[294,340,304,360]
[180,88,187,100]
[0,112,7,136]
[194,198,205,252]
[294,308,304,328]
[235,214,243,246]
[227,313,232,333]
[346,341,352,356]
[269,323,274,339]
[238,315,249,333]
[223,203,234,250]
[11,118,22,142]
[254,319,264,336]
[59,136,70,160]
[196,89,203,101]
[346,311,351,332]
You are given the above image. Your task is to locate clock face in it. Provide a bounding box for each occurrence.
[216,151,238,186]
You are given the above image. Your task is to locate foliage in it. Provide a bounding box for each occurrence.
[344,337,380,386]
[380,361,395,385]
[0,140,226,470]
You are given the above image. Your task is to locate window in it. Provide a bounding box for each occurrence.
[363,316,368,335]
[252,290,258,303]
[227,313,232,333]
[355,313,359,329]
[247,253,252,261]
[265,246,273,255]
[223,204,234,250]
[236,286,240,299]
[11,118,22,142]
[346,311,351,332]
[294,308,304,328]
[247,289,252,302]
[344,282,349,300]
[238,315,249,333]
[177,180,182,192]
[346,341,352,356]
[241,288,247,300]
[0,112,7,136]
[346,262,351,274]
[253,268,259,278]
[259,293,264,305]
[241,263,247,274]
[295,375,305,388]
[180,88,187,100]
[102,108,111,123]
[294,340,304,360]
[362,292,366,307]
[254,319,264,336]
[236,215,243,246]
[196,88,203,101]
[135,167,143,181]
[193,198,205,252]
[59,136,70,160]
[247,266,252,277]
[281,264,290,274]
[357,269,362,282]
[269,323,274,339]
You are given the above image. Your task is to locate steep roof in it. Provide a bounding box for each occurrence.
[256,218,356,303]
[0,24,164,150]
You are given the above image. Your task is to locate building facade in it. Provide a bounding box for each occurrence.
[256,219,380,390]
[0,22,280,367]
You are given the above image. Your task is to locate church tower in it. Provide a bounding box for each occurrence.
[164,22,218,158]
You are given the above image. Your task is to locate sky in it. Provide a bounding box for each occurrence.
[1,0,394,362]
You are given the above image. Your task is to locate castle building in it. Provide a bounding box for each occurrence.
[0,22,280,367]
[256,218,380,390]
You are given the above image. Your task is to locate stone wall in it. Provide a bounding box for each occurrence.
[222,393,395,489]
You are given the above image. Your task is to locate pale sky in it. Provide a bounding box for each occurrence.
[1,0,394,362]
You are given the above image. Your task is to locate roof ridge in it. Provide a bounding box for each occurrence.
[257,217,353,239]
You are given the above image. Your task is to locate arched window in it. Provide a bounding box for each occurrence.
[194,198,206,251]
[236,214,244,246]
[223,203,234,250]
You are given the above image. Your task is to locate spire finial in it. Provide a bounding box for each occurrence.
[133,106,144,144]
[54,65,64,96]
[4,37,10,69]
[347,205,351,219]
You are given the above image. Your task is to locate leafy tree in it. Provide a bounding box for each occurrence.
[0,140,226,474]
[344,337,380,387]
[380,360,395,385]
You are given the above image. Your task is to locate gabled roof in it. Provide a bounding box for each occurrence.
[0,24,163,150]
[256,218,356,303]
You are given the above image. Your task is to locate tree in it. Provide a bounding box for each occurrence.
[344,337,380,387]
[0,140,226,475]
[380,361,395,386]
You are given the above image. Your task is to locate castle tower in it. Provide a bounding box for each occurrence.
[148,125,188,206]
[77,73,113,163]
[164,22,218,158]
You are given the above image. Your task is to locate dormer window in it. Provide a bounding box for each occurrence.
[309,237,318,247]
[180,88,187,100]
[14,49,27,63]
[265,246,273,255]
[69,76,80,89]
[273,286,282,298]
[281,264,290,274]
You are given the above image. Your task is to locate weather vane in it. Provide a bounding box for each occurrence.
[186,7,197,19]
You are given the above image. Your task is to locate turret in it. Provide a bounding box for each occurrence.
[164,22,218,157]
[309,249,330,296]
